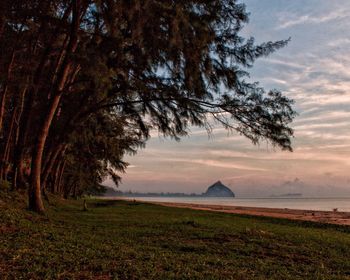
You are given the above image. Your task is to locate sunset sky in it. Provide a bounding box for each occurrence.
[110,0,350,197]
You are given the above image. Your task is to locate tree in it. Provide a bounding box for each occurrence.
[58,110,145,198]
[0,0,295,213]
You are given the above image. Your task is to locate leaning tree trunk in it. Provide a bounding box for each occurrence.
[28,62,76,211]
[29,92,65,212]
[28,0,80,212]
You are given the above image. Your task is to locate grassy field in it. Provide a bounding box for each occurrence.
[1,192,350,279]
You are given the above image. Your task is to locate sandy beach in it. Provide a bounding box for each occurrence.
[144,201,350,226]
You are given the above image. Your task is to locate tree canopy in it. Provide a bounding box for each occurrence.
[0,0,295,212]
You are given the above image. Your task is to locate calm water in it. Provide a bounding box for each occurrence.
[120,197,350,212]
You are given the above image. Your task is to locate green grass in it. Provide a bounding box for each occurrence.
[1,193,350,280]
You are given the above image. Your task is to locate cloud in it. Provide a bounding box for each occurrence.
[260,58,307,71]
[281,177,305,188]
[168,158,268,171]
[327,38,350,48]
[294,121,349,131]
[117,1,350,196]
[277,9,350,29]
[208,148,350,165]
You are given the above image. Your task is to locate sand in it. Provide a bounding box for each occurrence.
[144,201,350,226]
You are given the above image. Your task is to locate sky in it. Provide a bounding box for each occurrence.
[107,0,350,197]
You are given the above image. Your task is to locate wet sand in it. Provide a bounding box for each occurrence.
[146,201,350,226]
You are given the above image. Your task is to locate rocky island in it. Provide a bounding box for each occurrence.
[203,181,235,197]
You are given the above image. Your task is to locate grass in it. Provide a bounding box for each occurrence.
[1,192,350,279]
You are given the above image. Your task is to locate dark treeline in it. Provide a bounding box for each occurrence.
[104,188,202,198]
[0,0,295,213]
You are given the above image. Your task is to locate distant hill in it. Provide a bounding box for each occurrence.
[203,181,235,197]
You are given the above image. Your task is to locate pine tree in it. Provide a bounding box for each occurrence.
[0,0,295,212]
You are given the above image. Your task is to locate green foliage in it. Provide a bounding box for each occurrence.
[62,110,145,197]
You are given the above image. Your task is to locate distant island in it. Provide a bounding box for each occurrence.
[104,180,235,198]
[203,181,235,197]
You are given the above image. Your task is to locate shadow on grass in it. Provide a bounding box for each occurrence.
[87,199,143,208]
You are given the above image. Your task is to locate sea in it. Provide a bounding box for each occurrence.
[118,197,350,212]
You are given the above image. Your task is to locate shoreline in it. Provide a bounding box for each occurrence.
[116,198,350,226]
[156,202,350,226]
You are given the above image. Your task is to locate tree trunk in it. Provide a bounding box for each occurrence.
[0,16,5,41]
[28,0,80,212]
[56,160,66,194]
[64,182,74,199]
[28,61,72,212]
[29,93,63,212]
[29,55,75,211]
[29,57,75,211]
[83,199,88,211]
[0,106,16,180]
[1,82,28,182]
[11,84,28,189]
[0,50,15,134]
[51,158,62,193]
[41,144,65,190]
